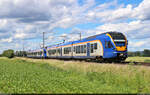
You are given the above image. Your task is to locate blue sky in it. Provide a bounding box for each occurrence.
[0,0,150,53]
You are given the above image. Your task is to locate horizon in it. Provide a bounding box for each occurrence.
[0,0,150,53]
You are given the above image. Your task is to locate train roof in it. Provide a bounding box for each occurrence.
[34,31,124,50]
[46,32,108,49]
[27,48,42,52]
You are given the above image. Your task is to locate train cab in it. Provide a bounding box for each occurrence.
[104,32,128,61]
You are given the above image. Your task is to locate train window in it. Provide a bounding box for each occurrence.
[108,41,113,48]
[76,46,80,54]
[90,44,94,53]
[77,46,79,53]
[50,49,56,55]
[48,50,50,55]
[54,49,56,54]
[94,43,97,49]
[64,48,66,54]
[69,47,71,52]
[79,46,81,53]
[53,50,54,54]
[105,41,113,48]
[58,49,61,54]
[57,49,59,54]
[84,45,86,53]
[74,46,76,52]
[81,45,84,53]
[76,46,78,53]
[64,47,71,54]
[60,49,62,54]
[64,48,65,54]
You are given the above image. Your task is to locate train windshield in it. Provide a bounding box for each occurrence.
[108,32,126,46]
[108,32,125,40]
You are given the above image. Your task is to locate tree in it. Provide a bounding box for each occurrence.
[134,51,141,56]
[128,52,135,57]
[143,49,150,57]
[2,49,14,58]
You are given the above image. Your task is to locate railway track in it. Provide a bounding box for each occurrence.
[133,62,150,66]
[58,58,150,67]
[103,61,150,66]
[25,57,150,67]
[69,59,150,67]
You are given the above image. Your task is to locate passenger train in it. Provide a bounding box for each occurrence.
[27,31,128,62]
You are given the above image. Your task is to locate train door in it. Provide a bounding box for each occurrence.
[87,43,90,56]
[43,49,47,58]
[60,47,62,56]
[104,39,114,58]
[71,42,73,58]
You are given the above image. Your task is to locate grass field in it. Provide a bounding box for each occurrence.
[0,57,150,94]
[126,57,150,62]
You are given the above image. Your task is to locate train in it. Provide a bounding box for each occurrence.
[27,31,128,62]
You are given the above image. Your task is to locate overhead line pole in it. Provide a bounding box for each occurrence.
[22,39,25,57]
[79,32,81,40]
[43,32,45,48]
[23,39,24,51]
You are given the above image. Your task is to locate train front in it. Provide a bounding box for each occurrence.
[106,32,128,61]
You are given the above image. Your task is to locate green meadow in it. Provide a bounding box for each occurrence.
[0,57,150,94]
[126,57,150,63]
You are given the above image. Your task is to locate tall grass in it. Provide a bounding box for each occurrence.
[0,57,150,93]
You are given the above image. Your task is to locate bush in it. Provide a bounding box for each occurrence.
[2,49,14,58]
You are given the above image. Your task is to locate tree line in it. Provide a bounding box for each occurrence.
[0,49,27,58]
[128,49,150,57]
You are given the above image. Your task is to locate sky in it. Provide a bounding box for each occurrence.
[0,0,150,53]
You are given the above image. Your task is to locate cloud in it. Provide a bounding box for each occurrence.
[0,0,150,53]
[86,0,150,23]
[93,20,150,40]
[1,37,12,43]
[0,19,8,28]
[133,41,146,47]
[133,0,150,20]
[0,0,51,22]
